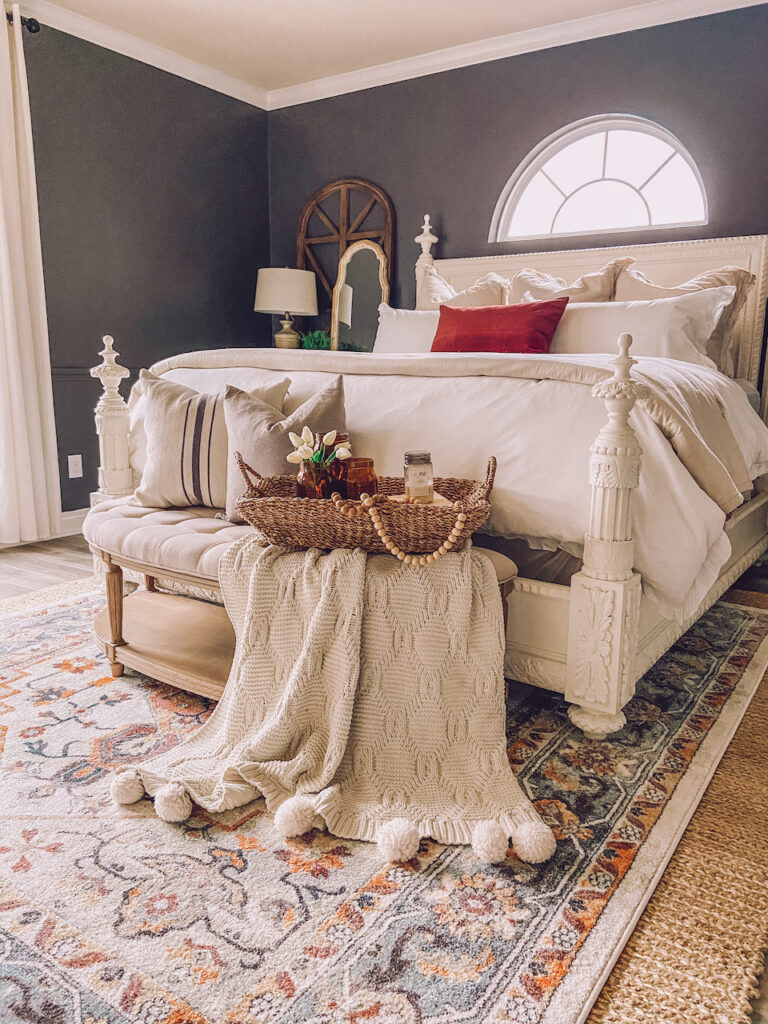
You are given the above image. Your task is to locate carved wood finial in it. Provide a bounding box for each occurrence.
[415,214,438,256]
[91,335,129,398]
[592,333,649,404]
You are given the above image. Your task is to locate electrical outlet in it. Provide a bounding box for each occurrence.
[67,454,83,479]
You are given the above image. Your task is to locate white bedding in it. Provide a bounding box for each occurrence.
[137,350,768,622]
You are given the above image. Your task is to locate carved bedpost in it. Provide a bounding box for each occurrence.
[414,214,438,309]
[90,335,132,504]
[566,334,649,739]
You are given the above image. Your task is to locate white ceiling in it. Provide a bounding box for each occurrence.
[18,0,764,107]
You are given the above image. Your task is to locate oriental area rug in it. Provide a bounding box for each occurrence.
[1,577,767,1024]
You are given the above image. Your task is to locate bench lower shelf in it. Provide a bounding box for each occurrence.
[94,590,233,700]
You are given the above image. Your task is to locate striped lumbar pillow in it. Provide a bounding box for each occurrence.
[132,371,290,509]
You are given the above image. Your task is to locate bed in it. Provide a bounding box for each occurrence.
[88,222,768,739]
[411,219,768,736]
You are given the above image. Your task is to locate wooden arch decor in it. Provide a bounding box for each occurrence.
[296,178,394,301]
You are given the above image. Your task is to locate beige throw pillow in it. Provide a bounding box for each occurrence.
[133,371,290,509]
[224,375,346,521]
[421,265,510,309]
[614,265,756,374]
[508,258,636,303]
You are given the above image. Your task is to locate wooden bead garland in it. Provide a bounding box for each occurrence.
[330,491,466,564]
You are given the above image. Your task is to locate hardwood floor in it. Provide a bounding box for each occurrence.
[0,534,94,598]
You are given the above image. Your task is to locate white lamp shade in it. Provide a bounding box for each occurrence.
[254,267,317,316]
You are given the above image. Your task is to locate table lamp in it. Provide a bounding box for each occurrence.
[254,267,318,348]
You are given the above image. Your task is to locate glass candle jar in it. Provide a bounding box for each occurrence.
[344,457,378,500]
[404,451,434,503]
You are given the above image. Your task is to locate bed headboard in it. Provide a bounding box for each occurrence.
[414,217,768,396]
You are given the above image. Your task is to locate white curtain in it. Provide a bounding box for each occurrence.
[0,5,60,545]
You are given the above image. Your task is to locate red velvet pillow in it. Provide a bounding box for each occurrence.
[430,298,569,354]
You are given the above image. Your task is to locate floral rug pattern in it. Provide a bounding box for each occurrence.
[1,585,766,1024]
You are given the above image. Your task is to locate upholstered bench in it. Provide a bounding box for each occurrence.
[83,497,518,700]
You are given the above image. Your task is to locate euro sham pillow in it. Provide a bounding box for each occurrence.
[508,257,635,304]
[133,371,290,509]
[421,265,510,309]
[373,303,440,353]
[614,265,756,374]
[224,375,346,521]
[549,287,737,367]
[430,299,569,354]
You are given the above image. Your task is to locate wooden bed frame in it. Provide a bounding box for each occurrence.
[88,225,768,738]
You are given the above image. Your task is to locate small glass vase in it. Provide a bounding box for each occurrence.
[297,460,333,499]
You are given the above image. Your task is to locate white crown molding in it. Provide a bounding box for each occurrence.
[10,0,764,112]
[15,0,269,109]
[267,0,766,109]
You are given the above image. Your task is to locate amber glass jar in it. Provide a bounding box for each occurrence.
[327,432,350,497]
[344,457,378,500]
[296,461,333,499]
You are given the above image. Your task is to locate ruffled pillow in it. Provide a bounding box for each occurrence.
[508,257,636,303]
[421,265,510,309]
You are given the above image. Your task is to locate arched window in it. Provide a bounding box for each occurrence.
[489,114,707,242]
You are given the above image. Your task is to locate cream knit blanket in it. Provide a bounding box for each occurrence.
[114,537,555,863]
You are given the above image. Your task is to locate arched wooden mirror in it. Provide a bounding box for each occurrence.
[330,241,389,351]
[297,178,393,304]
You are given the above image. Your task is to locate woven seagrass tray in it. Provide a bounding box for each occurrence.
[233,453,496,560]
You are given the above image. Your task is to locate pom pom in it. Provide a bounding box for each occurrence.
[274,794,317,838]
[154,781,192,823]
[471,820,509,863]
[377,818,420,862]
[511,819,557,863]
[110,768,145,805]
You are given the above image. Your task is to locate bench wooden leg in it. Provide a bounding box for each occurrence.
[104,556,125,677]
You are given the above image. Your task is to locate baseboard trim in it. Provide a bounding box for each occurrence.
[60,508,88,537]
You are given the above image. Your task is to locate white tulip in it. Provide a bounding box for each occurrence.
[297,444,314,459]
[322,430,337,446]
[335,447,351,460]
[288,431,303,449]
[301,426,313,445]
[286,451,303,463]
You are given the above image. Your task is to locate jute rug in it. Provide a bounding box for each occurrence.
[1,577,767,1024]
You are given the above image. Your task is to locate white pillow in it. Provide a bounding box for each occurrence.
[421,265,510,309]
[373,303,439,353]
[614,264,756,375]
[549,287,736,367]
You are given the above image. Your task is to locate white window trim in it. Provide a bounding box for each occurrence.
[488,113,708,243]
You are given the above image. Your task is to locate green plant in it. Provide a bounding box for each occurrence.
[301,330,331,350]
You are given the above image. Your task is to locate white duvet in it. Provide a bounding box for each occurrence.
[141,349,768,622]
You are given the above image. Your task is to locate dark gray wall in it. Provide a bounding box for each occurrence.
[25,29,270,510]
[268,6,768,311]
